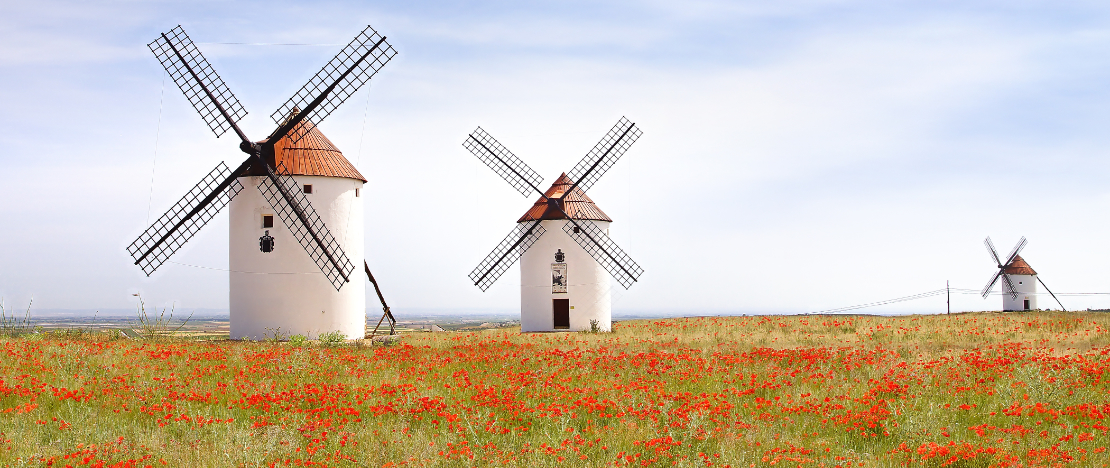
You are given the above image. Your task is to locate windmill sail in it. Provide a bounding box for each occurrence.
[469,219,547,291]
[463,127,545,197]
[1001,273,1019,300]
[271,25,397,143]
[562,220,643,289]
[984,236,1001,266]
[982,236,1031,301]
[981,270,1002,298]
[463,119,645,292]
[566,117,642,194]
[257,163,355,290]
[148,26,248,139]
[128,162,245,275]
[1002,237,1027,267]
[134,25,395,291]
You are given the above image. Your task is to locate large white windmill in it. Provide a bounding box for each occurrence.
[463,118,645,332]
[981,236,1066,312]
[128,26,397,340]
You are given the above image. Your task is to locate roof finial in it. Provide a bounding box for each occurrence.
[279,107,301,127]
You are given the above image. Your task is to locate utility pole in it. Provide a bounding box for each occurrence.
[947,280,950,315]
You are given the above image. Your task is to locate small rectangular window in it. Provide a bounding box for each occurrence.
[303,184,313,194]
[262,215,274,228]
[355,188,360,197]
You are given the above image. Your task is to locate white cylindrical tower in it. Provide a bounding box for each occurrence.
[1002,255,1038,311]
[228,122,366,340]
[517,174,613,332]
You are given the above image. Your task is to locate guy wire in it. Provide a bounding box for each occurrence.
[344,82,373,241]
[146,69,167,224]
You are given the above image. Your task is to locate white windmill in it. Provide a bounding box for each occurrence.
[981,236,1066,312]
[128,26,397,340]
[463,118,645,332]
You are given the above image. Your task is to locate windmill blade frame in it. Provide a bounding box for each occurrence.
[980,269,1002,298]
[562,220,643,289]
[257,162,355,290]
[463,117,646,293]
[1003,236,1027,267]
[128,162,245,275]
[136,25,389,294]
[984,236,1002,266]
[270,25,397,143]
[1001,274,1019,300]
[463,127,545,197]
[148,26,248,139]
[469,219,547,291]
[565,117,642,195]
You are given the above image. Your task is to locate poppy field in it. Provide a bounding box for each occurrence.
[2,311,1110,467]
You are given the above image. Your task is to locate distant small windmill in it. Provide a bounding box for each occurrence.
[128,25,397,339]
[463,118,645,332]
[981,236,1065,311]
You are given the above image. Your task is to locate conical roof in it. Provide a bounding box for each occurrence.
[1004,255,1037,275]
[267,119,366,182]
[517,173,612,223]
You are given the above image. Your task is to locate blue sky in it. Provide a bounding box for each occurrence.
[3,0,1110,315]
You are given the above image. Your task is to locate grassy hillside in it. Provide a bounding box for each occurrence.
[2,312,1109,467]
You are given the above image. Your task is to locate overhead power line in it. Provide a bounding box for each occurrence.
[811,286,1110,315]
[199,42,344,46]
[948,288,1110,297]
[810,289,948,314]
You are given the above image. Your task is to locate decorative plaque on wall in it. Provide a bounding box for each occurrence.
[551,263,567,294]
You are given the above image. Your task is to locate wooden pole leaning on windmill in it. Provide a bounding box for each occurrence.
[365,261,396,337]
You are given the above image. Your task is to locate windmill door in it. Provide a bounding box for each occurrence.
[553,299,570,329]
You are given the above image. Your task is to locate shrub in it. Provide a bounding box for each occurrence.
[132,294,191,340]
[317,330,346,346]
[264,327,289,342]
[0,297,33,336]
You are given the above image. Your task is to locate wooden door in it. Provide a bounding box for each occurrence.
[553,299,570,329]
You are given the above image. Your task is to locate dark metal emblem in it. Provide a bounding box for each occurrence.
[554,249,565,263]
[259,230,275,253]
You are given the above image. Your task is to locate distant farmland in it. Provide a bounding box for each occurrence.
[1,312,1109,467]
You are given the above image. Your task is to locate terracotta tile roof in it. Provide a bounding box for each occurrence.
[517,173,612,223]
[269,120,366,182]
[1004,255,1037,275]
